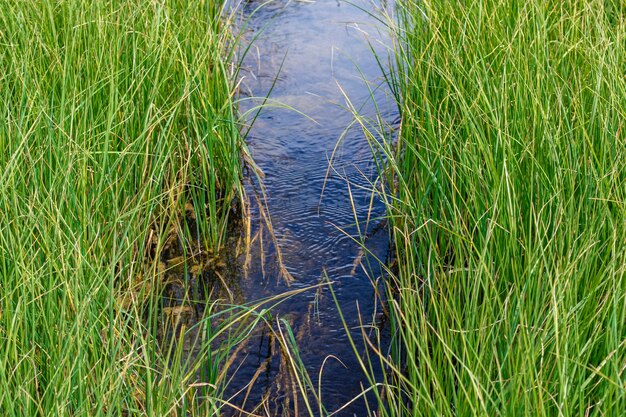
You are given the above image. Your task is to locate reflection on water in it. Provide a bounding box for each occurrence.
[221,0,399,414]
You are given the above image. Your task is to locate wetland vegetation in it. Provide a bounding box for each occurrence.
[361,0,626,415]
[1,0,624,416]
[0,0,248,414]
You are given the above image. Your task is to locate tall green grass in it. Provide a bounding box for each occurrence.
[0,0,246,415]
[367,0,626,415]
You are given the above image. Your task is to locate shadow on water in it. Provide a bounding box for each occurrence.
[158,0,399,415]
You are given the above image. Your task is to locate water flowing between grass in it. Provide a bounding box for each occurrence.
[2,0,624,416]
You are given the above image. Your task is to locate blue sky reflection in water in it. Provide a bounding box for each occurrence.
[228,0,398,414]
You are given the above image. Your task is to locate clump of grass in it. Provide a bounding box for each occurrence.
[365,0,626,415]
[0,0,247,414]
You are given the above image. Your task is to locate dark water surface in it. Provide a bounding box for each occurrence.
[224,0,397,414]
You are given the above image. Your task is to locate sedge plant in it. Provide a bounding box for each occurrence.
[357,0,626,416]
[0,0,250,415]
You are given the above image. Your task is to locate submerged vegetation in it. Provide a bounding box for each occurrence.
[364,0,626,415]
[0,0,247,414]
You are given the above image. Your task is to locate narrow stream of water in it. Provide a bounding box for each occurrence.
[223,0,398,414]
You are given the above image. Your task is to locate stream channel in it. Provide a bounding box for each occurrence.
[166,0,398,415]
[229,0,398,414]
[234,0,397,414]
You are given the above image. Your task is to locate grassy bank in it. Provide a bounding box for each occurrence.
[371,0,625,415]
[0,0,246,415]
